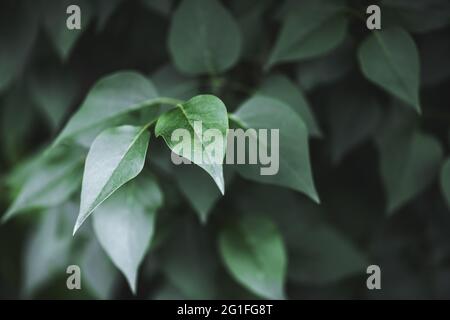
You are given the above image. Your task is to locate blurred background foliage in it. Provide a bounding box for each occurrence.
[1,0,450,299]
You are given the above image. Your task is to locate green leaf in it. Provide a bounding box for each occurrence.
[23,208,72,296]
[74,125,150,234]
[79,237,118,299]
[232,96,319,203]
[266,0,348,69]
[141,0,173,16]
[257,74,322,137]
[161,217,222,299]
[440,159,450,210]
[219,215,287,299]
[0,85,36,163]
[0,2,38,92]
[357,27,421,113]
[53,71,164,147]
[3,148,84,222]
[168,0,241,75]
[327,88,382,164]
[382,0,450,34]
[288,223,367,285]
[376,126,443,213]
[93,0,122,31]
[151,65,198,100]
[93,173,163,293]
[42,0,93,60]
[296,39,353,91]
[155,95,228,194]
[29,65,81,131]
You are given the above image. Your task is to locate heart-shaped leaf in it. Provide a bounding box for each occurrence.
[358,27,421,113]
[155,95,228,194]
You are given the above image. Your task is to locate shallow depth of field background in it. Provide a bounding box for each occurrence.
[1,0,450,299]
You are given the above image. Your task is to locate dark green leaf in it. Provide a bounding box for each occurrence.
[441,159,450,210]
[219,214,287,299]
[358,27,421,112]
[266,0,348,69]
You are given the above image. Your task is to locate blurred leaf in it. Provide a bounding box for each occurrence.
[382,0,450,34]
[28,65,81,131]
[420,31,450,86]
[3,148,84,221]
[0,1,37,92]
[42,0,93,60]
[441,159,450,210]
[288,223,367,285]
[219,214,287,299]
[74,125,150,234]
[141,0,173,16]
[168,0,241,75]
[358,27,421,113]
[0,85,36,163]
[79,237,118,299]
[258,74,322,137]
[376,119,443,213]
[161,218,222,299]
[173,164,221,223]
[296,40,353,91]
[266,0,348,69]
[93,173,163,293]
[93,0,122,31]
[53,71,160,147]
[22,207,72,296]
[155,95,228,194]
[233,96,319,203]
[327,89,382,164]
[151,64,198,100]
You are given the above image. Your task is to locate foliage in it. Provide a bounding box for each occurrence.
[0,0,450,299]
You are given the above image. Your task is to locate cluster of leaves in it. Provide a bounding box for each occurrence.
[1,0,450,299]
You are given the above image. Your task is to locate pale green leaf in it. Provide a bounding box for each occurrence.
[79,237,118,299]
[155,95,228,194]
[168,0,241,75]
[53,71,162,147]
[23,208,72,296]
[93,173,163,293]
[219,214,287,299]
[74,125,150,234]
[357,27,421,112]
[232,96,319,203]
